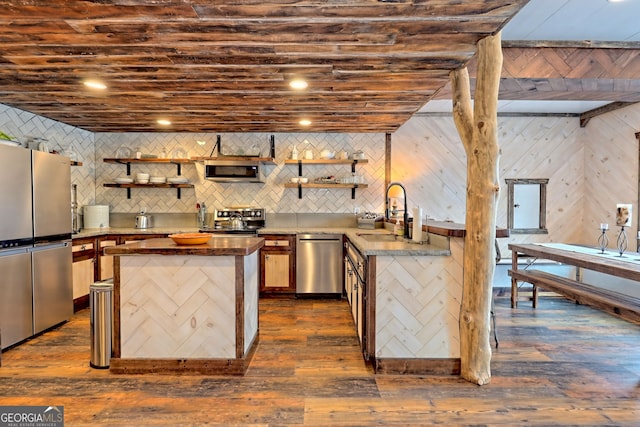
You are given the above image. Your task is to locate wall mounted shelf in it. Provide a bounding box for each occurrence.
[283,159,368,199]
[191,156,276,165]
[104,157,194,175]
[103,183,193,199]
[103,157,193,198]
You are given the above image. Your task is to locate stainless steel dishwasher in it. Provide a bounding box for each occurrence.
[296,234,343,295]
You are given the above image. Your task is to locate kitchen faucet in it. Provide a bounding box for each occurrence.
[385,182,409,238]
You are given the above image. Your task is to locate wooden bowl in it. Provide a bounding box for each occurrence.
[169,233,213,245]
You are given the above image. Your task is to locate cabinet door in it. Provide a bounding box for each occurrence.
[72,239,96,300]
[98,238,117,280]
[345,258,354,306]
[260,235,296,294]
[72,258,94,300]
[356,279,364,343]
[263,253,291,289]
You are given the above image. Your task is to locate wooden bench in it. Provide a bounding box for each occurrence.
[509,269,640,324]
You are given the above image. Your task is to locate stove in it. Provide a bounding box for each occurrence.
[201,207,265,235]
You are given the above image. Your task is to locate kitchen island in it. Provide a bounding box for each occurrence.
[104,235,264,375]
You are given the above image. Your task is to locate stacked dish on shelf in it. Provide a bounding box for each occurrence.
[136,173,150,184]
[115,177,133,184]
[149,176,166,184]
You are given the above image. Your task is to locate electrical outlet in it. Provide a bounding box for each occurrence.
[354,206,361,215]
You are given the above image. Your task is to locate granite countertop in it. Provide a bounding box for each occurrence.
[76,220,495,257]
[104,236,264,256]
[259,227,451,256]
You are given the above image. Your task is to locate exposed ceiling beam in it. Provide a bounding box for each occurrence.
[580,101,638,128]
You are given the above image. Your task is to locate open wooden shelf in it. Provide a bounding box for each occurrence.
[103,157,194,164]
[283,183,368,189]
[191,156,276,165]
[283,159,368,165]
[104,183,193,189]
[103,182,193,199]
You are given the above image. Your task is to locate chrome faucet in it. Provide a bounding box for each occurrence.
[385,182,409,238]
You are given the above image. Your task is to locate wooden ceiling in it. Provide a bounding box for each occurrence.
[0,0,529,133]
[436,41,640,100]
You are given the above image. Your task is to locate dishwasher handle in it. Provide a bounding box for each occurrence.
[297,234,342,242]
[298,238,341,243]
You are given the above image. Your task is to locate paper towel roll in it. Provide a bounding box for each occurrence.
[84,205,110,228]
[412,206,423,242]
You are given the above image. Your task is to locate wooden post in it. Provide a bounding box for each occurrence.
[450,32,502,385]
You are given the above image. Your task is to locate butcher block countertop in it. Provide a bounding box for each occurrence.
[104,236,264,256]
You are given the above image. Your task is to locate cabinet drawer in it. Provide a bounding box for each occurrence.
[72,242,94,252]
[264,240,290,248]
[72,238,96,262]
[262,234,295,250]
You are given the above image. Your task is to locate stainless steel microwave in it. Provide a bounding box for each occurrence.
[204,160,264,183]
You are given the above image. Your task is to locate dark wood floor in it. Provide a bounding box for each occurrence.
[1,295,639,426]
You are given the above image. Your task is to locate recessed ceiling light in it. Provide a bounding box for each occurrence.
[299,119,312,126]
[83,80,107,90]
[290,79,308,90]
[157,119,172,126]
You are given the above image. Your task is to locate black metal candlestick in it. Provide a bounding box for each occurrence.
[597,228,609,254]
[617,225,628,257]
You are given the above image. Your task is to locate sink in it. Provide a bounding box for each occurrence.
[357,233,399,242]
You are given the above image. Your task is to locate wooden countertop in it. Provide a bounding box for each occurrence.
[104,236,264,256]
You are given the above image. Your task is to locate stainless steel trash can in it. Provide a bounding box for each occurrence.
[90,279,113,369]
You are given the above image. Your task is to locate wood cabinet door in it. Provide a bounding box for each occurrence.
[72,238,96,301]
[72,258,94,300]
[260,235,296,294]
[98,238,117,280]
[263,253,291,289]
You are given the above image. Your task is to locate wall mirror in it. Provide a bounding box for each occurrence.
[505,178,549,234]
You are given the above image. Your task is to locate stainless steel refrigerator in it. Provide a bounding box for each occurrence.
[0,144,72,349]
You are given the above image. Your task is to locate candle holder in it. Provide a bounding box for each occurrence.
[597,227,609,254]
[617,225,628,257]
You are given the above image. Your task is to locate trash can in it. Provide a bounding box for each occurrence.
[90,279,113,369]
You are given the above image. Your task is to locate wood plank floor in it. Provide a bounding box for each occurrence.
[1,295,639,426]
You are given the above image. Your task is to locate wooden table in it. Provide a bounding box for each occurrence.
[508,243,640,323]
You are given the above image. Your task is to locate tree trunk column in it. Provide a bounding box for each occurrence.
[451,32,502,385]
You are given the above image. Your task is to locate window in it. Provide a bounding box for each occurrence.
[505,178,548,234]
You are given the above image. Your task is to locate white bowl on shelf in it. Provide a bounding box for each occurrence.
[320,150,336,159]
[290,177,300,183]
[115,177,133,184]
[299,177,308,183]
[136,179,149,184]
